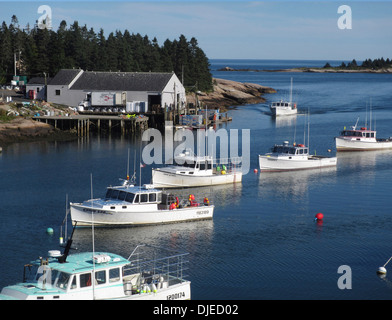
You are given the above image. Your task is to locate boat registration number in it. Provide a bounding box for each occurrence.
[82,208,110,214]
[196,210,210,215]
[167,291,186,300]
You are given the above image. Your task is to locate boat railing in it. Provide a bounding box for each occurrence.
[124,245,190,289]
[214,157,242,173]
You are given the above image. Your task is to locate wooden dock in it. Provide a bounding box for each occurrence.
[33,114,149,136]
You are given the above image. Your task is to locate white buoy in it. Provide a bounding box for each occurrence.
[377,266,387,274]
[378,255,392,274]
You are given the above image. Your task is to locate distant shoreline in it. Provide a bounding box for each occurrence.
[217,66,392,74]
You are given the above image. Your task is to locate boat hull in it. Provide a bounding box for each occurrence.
[70,203,214,227]
[336,137,392,151]
[1,279,191,300]
[259,155,337,172]
[270,107,297,116]
[152,168,242,188]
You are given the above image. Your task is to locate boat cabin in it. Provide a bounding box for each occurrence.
[104,185,162,204]
[271,142,308,156]
[271,101,296,108]
[1,245,190,300]
[340,127,376,139]
[173,150,213,171]
[2,252,130,300]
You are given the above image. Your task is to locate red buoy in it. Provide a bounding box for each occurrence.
[254,169,258,173]
[315,213,324,220]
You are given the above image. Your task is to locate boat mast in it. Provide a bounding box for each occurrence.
[289,77,293,104]
[90,173,96,300]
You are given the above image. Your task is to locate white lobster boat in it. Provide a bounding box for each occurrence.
[70,181,214,227]
[151,149,242,188]
[259,141,337,171]
[335,119,392,151]
[270,78,297,116]
[0,240,191,300]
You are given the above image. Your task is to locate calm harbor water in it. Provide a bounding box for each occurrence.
[1,59,392,299]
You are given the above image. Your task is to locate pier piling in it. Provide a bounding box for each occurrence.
[33,114,149,137]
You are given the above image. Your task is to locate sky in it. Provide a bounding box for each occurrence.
[1,1,392,61]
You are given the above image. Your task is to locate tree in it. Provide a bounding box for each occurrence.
[0,17,213,90]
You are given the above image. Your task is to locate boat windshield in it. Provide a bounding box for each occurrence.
[34,266,71,290]
[272,146,296,154]
[174,160,196,168]
[196,160,212,170]
[105,189,135,203]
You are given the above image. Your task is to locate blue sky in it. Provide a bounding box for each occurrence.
[1,1,392,60]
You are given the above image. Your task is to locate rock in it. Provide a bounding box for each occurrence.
[0,117,55,144]
[186,78,276,109]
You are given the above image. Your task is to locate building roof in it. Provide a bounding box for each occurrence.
[70,71,174,92]
[49,69,83,86]
[27,77,52,85]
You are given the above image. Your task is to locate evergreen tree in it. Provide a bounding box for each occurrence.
[0,16,213,90]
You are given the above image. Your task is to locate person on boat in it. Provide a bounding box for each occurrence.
[189,194,198,207]
[203,197,209,206]
[169,203,176,210]
[175,196,179,208]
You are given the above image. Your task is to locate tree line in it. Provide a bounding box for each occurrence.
[323,58,392,70]
[0,16,213,91]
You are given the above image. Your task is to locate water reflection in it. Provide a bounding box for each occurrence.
[166,183,243,209]
[258,166,337,201]
[272,114,298,128]
[70,219,214,259]
[337,149,392,173]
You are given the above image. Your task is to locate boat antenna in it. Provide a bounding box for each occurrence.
[370,98,372,131]
[293,115,297,145]
[365,101,368,129]
[307,107,310,150]
[90,173,96,300]
[60,194,69,246]
[303,111,306,146]
[126,148,130,182]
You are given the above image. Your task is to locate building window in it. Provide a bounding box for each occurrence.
[55,89,61,96]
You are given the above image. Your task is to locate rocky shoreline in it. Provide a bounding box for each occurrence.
[186,77,276,110]
[0,117,77,146]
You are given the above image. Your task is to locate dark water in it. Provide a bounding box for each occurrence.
[1,59,392,299]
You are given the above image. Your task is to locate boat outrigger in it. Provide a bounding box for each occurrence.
[70,179,214,227]
[0,228,191,300]
[258,141,337,171]
[151,148,242,188]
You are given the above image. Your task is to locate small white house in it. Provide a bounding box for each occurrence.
[46,69,186,112]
